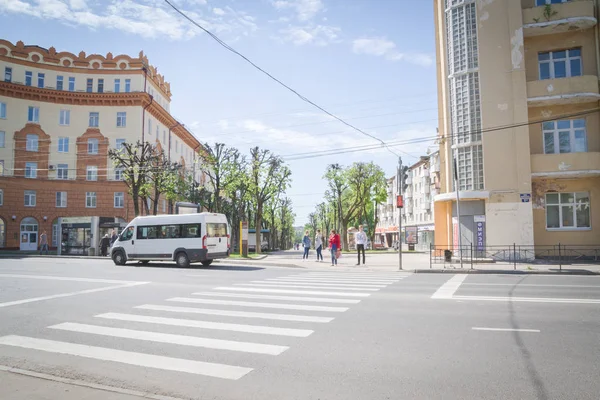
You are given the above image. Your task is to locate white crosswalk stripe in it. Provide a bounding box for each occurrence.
[191,292,361,304]
[0,335,253,380]
[0,269,410,383]
[95,313,314,337]
[135,304,334,323]
[49,322,289,355]
[168,297,350,312]
[235,283,381,291]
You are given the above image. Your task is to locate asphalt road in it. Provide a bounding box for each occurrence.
[0,257,599,400]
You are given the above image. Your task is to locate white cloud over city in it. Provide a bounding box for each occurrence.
[352,36,434,67]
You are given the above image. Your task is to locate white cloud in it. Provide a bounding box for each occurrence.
[352,37,434,67]
[279,24,341,46]
[0,0,257,40]
[213,7,225,16]
[272,0,324,21]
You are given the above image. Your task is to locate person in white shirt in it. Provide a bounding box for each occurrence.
[315,230,324,262]
[355,225,367,265]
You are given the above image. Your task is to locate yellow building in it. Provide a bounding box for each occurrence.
[433,0,599,249]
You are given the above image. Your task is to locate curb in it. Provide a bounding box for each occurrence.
[413,269,600,275]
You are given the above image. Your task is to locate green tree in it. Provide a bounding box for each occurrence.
[248,147,292,254]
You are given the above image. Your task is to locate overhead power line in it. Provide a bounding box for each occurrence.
[163,0,400,157]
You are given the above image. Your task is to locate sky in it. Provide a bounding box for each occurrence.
[0,0,439,225]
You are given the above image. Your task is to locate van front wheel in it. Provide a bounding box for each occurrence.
[175,252,190,268]
[201,260,213,266]
[113,251,127,266]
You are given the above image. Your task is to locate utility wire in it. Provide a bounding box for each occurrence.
[163,0,400,157]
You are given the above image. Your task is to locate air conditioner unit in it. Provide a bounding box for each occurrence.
[48,165,56,171]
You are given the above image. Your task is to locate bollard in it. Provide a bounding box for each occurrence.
[558,242,562,271]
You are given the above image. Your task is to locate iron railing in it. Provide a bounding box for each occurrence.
[430,243,600,270]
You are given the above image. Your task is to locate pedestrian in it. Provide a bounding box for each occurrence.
[356,225,367,265]
[315,229,324,262]
[39,230,49,255]
[100,234,111,257]
[110,229,118,246]
[329,229,341,266]
[302,230,311,260]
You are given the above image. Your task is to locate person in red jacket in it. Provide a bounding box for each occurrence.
[328,229,341,266]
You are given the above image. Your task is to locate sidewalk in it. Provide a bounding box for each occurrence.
[216,250,600,275]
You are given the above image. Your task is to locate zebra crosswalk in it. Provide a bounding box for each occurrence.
[0,271,409,381]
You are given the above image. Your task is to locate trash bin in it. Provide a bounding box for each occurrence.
[444,250,452,262]
[88,248,95,256]
[408,244,415,251]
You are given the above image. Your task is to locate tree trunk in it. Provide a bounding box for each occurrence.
[132,192,140,217]
[341,222,349,252]
[255,202,262,254]
[153,187,160,215]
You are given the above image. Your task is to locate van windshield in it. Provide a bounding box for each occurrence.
[206,223,227,238]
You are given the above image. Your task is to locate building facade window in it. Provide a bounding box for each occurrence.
[28,106,40,123]
[0,102,5,119]
[87,138,99,154]
[546,192,590,229]
[125,79,131,92]
[4,67,12,82]
[163,130,166,144]
[56,191,67,208]
[114,79,120,93]
[0,131,4,148]
[114,192,124,208]
[37,73,45,88]
[25,71,32,86]
[86,78,93,92]
[59,109,70,126]
[68,77,75,91]
[0,161,4,176]
[115,167,124,181]
[116,139,125,150]
[98,78,104,93]
[116,112,127,127]
[57,164,68,180]
[86,192,97,208]
[543,119,587,154]
[58,137,69,153]
[539,49,582,80]
[56,75,64,90]
[536,0,570,6]
[0,189,2,206]
[89,112,99,127]
[445,1,484,191]
[86,166,98,181]
[24,190,36,207]
[25,162,37,178]
[26,134,39,152]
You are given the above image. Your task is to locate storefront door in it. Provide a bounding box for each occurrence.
[20,217,38,251]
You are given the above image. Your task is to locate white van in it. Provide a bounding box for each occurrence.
[110,213,230,267]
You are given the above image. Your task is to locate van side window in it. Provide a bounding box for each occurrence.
[207,223,227,238]
[137,226,158,239]
[182,224,201,238]
[162,224,181,239]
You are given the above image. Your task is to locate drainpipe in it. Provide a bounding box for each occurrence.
[168,121,180,163]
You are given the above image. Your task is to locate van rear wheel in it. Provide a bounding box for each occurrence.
[175,252,190,268]
[201,260,213,266]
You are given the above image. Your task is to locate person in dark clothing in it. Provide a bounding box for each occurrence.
[100,234,111,257]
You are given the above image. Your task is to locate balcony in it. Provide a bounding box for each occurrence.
[523,0,597,38]
[531,152,600,178]
[527,75,600,107]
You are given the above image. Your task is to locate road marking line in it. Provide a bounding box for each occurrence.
[191,292,361,304]
[237,283,380,291]
[463,283,600,288]
[96,313,313,337]
[214,287,371,297]
[169,297,349,312]
[453,295,600,304]
[431,275,468,299]
[472,327,540,333]
[0,335,252,380]
[268,278,397,284]
[135,304,334,323]
[0,274,145,285]
[0,282,149,309]
[49,322,289,355]
[298,274,407,278]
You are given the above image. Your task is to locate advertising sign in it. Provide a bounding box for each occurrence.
[405,226,418,244]
[474,215,485,252]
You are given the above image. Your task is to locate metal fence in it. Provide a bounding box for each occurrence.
[430,243,600,270]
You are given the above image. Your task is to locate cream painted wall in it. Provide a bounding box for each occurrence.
[0,60,146,93]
